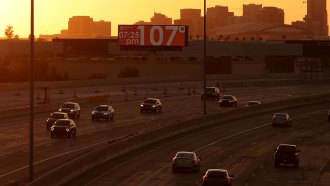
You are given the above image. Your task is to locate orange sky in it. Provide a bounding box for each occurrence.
[0,0,324,38]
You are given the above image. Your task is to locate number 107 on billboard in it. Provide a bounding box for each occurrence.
[118,25,188,47]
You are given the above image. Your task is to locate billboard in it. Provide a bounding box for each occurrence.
[118,25,188,47]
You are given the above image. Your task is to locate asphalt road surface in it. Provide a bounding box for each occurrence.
[1,83,330,185]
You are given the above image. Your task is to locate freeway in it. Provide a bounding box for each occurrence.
[66,102,330,186]
[1,83,330,185]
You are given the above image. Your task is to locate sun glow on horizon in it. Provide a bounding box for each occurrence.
[0,0,325,38]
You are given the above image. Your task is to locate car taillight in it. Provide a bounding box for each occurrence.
[203,175,208,180]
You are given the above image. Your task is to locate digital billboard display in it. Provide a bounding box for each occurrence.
[118,25,188,47]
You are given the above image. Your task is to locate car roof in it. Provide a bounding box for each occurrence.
[278,144,296,147]
[97,105,109,107]
[247,101,261,103]
[206,169,227,173]
[222,95,234,97]
[274,113,288,116]
[51,112,67,114]
[206,86,217,88]
[63,102,78,104]
[176,151,195,155]
[56,119,72,121]
[145,98,159,100]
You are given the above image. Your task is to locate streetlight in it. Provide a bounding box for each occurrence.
[29,0,35,181]
[203,0,206,115]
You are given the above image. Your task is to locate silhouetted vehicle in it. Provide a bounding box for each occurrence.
[140,98,162,113]
[274,144,300,168]
[202,169,234,186]
[46,112,68,130]
[91,105,114,121]
[50,119,77,138]
[201,87,221,101]
[219,95,238,107]
[272,113,292,127]
[172,151,201,173]
[245,100,261,107]
[58,102,81,119]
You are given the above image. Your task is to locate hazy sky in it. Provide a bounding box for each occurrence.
[0,0,320,38]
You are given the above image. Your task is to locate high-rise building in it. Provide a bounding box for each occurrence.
[68,16,111,38]
[258,7,284,25]
[243,4,262,23]
[174,9,202,39]
[207,6,233,30]
[150,12,172,25]
[304,0,328,36]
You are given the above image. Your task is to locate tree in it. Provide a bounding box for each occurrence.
[4,26,14,39]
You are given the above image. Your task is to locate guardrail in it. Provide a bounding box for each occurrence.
[28,92,330,186]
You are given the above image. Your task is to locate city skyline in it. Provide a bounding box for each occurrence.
[0,0,323,38]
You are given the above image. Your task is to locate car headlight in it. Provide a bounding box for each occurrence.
[140,104,144,107]
[66,128,70,132]
[152,105,156,107]
[51,127,55,131]
[70,110,74,112]
[92,111,95,114]
[47,118,50,122]
[103,112,108,115]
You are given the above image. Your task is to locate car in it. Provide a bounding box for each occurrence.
[274,144,300,168]
[50,119,77,138]
[140,98,162,113]
[245,100,261,107]
[219,95,238,107]
[91,105,114,121]
[46,112,68,130]
[58,102,81,119]
[272,113,292,127]
[202,169,234,186]
[172,151,201,173]
[201,87,221,101]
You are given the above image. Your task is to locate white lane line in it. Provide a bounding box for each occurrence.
[138,108,326,186]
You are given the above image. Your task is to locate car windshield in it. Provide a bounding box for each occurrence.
[95,106,108,111]
[277,145,296,152]
[205,88,216,92]
[222,96,233,99]
[61,104,75,108]
[207,171,226,178]
[144,99,156,104]
[51,113,65,119]
[176,152,194,158]
[54,120,70,127]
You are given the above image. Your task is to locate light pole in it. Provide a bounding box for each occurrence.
[203,0,206,115]
[29,0,35,181]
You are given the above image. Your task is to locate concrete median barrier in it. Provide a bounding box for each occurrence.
[28,92,330,186]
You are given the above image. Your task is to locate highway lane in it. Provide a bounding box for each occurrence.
[71,103,330,186]
[0,84,330,184]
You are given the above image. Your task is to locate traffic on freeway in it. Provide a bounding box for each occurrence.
[1,82,330,185]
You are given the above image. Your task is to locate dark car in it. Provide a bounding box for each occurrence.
[272,113,292,127]
[201,87,221,101]
[46,112,68,130]
[172,151,201,173]
[202,169,234,186]
[245,100,261,107]
[50,119,77,138]
[274,144,300,168]
[91,105,114,121]
[58,102,81,119]
[219,95,238,107]
[140,98,162,113]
